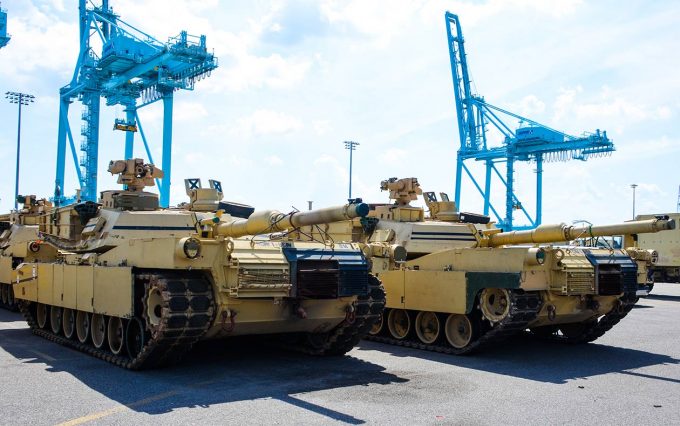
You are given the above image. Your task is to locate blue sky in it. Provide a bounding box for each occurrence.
[0,0,678,226]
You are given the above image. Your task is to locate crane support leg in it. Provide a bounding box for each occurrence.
[454,155,463,208]
[160,92,174,208]
[505,158,514,230]
[484,160,492,216]
[124,105,135,159]
[536,155,543,226]
[55,99,70,203]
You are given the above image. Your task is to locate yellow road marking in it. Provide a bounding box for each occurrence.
[56,390,179,426]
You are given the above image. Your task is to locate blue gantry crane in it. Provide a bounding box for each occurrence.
[445,12,615,230]
[0,2,10,49]
[55,0,217,207]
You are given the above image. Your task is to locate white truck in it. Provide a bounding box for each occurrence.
[636,213,680,283]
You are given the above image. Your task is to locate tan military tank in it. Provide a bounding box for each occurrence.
[11,159,385,369]
[1,196,58,312]
[290,177,673,354]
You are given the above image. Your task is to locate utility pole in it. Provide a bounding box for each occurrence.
[630,183,638,219]
[344,141,359,199]
[5,91,35,209]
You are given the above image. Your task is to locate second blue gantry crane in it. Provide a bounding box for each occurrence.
[445,12,614,230]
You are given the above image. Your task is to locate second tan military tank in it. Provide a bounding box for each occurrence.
[11,159,385,369]
[289,177,673,354]
[1,196,58,312]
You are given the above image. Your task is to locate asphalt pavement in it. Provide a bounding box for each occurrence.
[1,283,679,425]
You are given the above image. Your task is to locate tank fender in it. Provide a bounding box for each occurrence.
[464,272,521,314]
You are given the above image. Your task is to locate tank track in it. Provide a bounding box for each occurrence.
[532,292,637,344]
[366,290,542,355]
[283,275,386,356]
[1,283,19,312]
[19,271,215,370]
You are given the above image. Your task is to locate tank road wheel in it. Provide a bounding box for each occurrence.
[125,317,145,359]
[62,308,76,339]
[49,306,63,334]
[387,309,411,340]
[36,303,48,329]
[107,317,125,355]
[415,311,441,344]
[479,288,511,323]
[369,313,384,336]
[445,314,478,350]
[7,285,14,307]
[91,314,107,349]
[76,311,91,343]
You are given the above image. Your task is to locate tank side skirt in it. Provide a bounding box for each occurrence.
[19,271,215,370]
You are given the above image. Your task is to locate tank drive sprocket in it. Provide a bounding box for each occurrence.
[20,271,215,369]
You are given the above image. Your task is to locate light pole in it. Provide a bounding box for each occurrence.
[5,91,35,210]
[344,141,359,199]
[630,183,638,219]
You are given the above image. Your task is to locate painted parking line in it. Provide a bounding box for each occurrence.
[56,390,180,426]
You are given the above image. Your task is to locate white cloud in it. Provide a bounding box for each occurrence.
[517,95,546,116]
[217,53,312,91]
[552,86,672,124]
[174,102,209,122]
[231,109,303,138]
[320,0,585,48]
[265,155,283,166]
[0,13,77,82]
[380,148,407,164]
[313,120,331,136]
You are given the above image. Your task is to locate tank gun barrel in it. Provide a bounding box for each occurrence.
[217,202,370,238]
[487,217,675,247]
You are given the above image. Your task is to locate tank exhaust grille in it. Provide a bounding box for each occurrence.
[238,268,290,288]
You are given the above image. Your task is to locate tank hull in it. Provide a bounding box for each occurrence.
[11,202,385,369]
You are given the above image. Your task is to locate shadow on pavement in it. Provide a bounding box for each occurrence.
[0,309,406,423]
[646,294,680,302]
[355,334,679,385]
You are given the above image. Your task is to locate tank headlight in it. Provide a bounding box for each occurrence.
[525,247,546,266]
[178,237,201,259]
